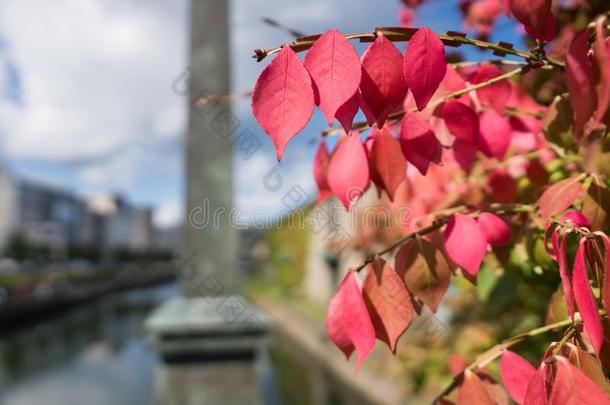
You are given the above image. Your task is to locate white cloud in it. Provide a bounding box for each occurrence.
[154,197,183,228]
[0,0,188,164]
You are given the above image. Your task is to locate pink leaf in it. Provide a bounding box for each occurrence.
[327,134,371,210]
[304,29,362,125]
[551,231,576,319]
[594,21,610,123]
[362,256,413,352]
[566,29,597,138]
[313,140,332,202]
[403,27,447,110]
[600,234,610,321]
[444,213,488,278]
[399,112,442,175]
[523,366,549,405]
[572,238,604,354]
[477,212,512,246]
[335,92,360,134]
[537,176,584,219]
[550,356,610,404]
[501,350,536,405]
[359,92,376,127]
[457,370,494,405]
[443,100,480,143]
[360,33,408,127]
[370,128,407,201]
[509,0,555,41]
[326,270,376,371]
[252,45,315,161]
[453,139,478,173]
[470,64,512,113]
[479,109,513,160]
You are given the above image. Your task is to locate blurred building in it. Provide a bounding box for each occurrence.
[0,167,165,257]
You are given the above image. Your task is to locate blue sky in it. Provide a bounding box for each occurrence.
[0,0,523,228]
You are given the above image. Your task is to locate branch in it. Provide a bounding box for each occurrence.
[432,309,607,404]
[432,314,580,404]
[253,27,547,64]
[353,203,535,272]
[322,65,541,136]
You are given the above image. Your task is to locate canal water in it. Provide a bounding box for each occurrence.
[0,283,372,405]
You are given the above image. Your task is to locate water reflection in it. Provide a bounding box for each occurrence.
[0,284,376,405]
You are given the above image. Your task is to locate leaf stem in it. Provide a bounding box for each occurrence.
[432,314,586,404]
[322,65,543,136]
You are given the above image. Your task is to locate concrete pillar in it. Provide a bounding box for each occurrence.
[182,0,238,296]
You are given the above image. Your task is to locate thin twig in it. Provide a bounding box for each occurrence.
[431,312,597,404]
[253,27,542,63]
[353,203,534,272]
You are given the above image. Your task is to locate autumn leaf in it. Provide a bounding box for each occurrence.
[327,133,371,210]
[501,350,536,405]
[313,140,332,202]
[326,270,375,372]
[362,256,413,352]
[395,237,451,312]
[566,29,597,138]
[360,33,408,127]
[537,175,585,219]
[369,128,407,201]
[572,238,604,354]
[403,27,446,110]
[444,213,488,278]
[457,370,494,405]
[304,29,362,124]
[252,45,314,161]
[399,111,442,175]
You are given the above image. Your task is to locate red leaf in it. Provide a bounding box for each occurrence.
[523,365,549,405]
[395,238,451,313]
[594,21,610,123]
[600,234,610,320]
[479,109,512,160]
[523,10,556,41]
[252,45,314,161]
[313,140,332,202]
[359,92,376,127]
[537,176,584,219]
[327,134,371,210]
[509,0,555,41]
[360,33,408,127]
[403,27,447,110]
[443,100,480,143]
[370,128,407,200]
[457,370,494,405]
[362,256,413,352]
[566,29,596,138]
[549,356,610,404]
[399,112,442,175]
[444,213,488,278]
[552,231,576,319]
[326,270,375,371]
[477,212,511,246]
[486,170,518,204]
[573,238,604,354]
[501,350,536,405]
[453,139,478,173]
[335,92,360,134]
[304,29,362,124]
[448,354,468,377]
[470,64,511,113]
